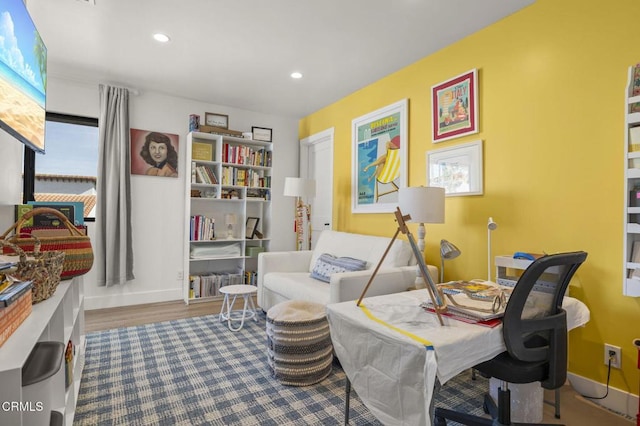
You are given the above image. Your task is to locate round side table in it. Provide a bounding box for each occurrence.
[218,284,258,331]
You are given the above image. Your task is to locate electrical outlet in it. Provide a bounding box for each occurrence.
[177,271,184,281]
[604,344,621,368]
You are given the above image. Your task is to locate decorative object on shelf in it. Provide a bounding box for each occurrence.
[284,177,316,250]
[352,99,408,214]
[192,141,213,161]
[198,125,243,137]
[246,217,260,239]
[225,214,237,239]
[251,126,273,142]
[356,207,446,326]
[190,189,201,198]
[440,239,461,283]
[431,68,478,142]
[0,238,63,303]
[205,112,229,129]
[242,132,252,139]
[130,129,179,178]
[3,207,93,281]
[398,186,445,289]
[487,217,498,282]
[189,114,200,132]
[427,139,483,196]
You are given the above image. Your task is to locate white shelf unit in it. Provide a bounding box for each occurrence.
[0,276,85,426]
[623,65,640,297]
[183,132,272,304]
[495,255,565,295]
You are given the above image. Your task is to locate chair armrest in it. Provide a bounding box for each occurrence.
[257,250,313,308]
[328,266,426,304]
[257,250,313,284]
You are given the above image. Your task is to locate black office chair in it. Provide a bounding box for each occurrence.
[434,251,588,426]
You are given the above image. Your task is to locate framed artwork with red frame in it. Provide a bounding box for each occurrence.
[431,69,478,143]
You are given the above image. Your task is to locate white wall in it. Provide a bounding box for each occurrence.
[0,76,299,310]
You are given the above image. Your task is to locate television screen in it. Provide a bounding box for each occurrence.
[0,0,46,153]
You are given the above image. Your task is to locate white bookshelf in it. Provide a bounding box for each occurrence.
[183,132,272,304]
[0,276,85,426]
[623,66,640,297]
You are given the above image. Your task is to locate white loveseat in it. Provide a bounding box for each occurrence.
[257,230,438,311]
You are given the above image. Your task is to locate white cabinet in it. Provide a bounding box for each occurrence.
[183,132,272,304]
[0,276,85,426]
[623,64,640,297]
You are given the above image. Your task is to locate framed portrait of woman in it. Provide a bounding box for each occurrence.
[130,129,180,178]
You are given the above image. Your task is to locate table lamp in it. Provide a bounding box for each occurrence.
[284,177,316,250]
[225,213,237,239]
[398,186,445,288]
[487,217,498,281]
[440,239,461,283]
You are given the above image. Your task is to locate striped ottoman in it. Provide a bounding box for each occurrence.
[266,300,333,386]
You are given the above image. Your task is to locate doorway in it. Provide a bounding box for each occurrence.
[300,128,334,250]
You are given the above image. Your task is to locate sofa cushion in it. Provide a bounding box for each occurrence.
[309,230,414,273]
[310,253,367,283]
[263,272,331,306]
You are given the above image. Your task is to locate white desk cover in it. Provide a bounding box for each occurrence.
[326,290,590,426]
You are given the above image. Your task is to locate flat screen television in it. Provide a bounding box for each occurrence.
[0,0,46,153]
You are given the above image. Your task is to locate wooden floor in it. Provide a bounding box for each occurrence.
[85,300,633,425]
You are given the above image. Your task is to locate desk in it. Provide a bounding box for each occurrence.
[326,290,590,426]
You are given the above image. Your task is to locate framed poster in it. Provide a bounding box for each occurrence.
[431,69,478,142]
[130,129,179,178]
[427,140,483,196]
[351,99,408,213]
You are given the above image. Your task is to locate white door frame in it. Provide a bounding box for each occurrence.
[300,127,334,233]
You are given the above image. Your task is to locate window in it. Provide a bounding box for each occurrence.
[23,113,99,219]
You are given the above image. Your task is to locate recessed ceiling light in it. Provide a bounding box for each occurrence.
[290,72,303,79]
[153,33,170,43]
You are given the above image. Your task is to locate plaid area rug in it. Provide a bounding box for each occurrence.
[75,311,487,425]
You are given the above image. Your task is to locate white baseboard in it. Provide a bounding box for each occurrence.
[567,372,638,420]
[84,288,183,310]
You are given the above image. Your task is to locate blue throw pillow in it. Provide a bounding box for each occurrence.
[310,253,368,283]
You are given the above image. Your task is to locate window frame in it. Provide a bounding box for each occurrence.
[22,112,99,221]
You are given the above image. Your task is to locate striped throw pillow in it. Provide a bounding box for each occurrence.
[310,253,368,283]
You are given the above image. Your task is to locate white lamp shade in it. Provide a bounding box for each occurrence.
[284,177,316,198]
[398,186,445,224]
[225,214,237,225]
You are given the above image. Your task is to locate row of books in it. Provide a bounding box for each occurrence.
[189,273,244,299]
[222,144,272,167]
[221,167,271,188]
[191,163,218,185]
[190,215,215,241]
[189,272,259,299]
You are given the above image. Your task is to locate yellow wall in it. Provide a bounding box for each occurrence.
[299,0,640,393]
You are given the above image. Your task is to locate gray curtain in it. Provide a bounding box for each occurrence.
[96,84,134,286]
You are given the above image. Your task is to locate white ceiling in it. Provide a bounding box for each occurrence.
[27,0,534,118]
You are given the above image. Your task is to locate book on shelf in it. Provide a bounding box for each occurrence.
[0,280,33,307]
[630,240,640,278]
[630,126,640,152]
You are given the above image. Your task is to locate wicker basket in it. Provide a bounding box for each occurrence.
[1,208,92,280]
[0,237,65,304]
